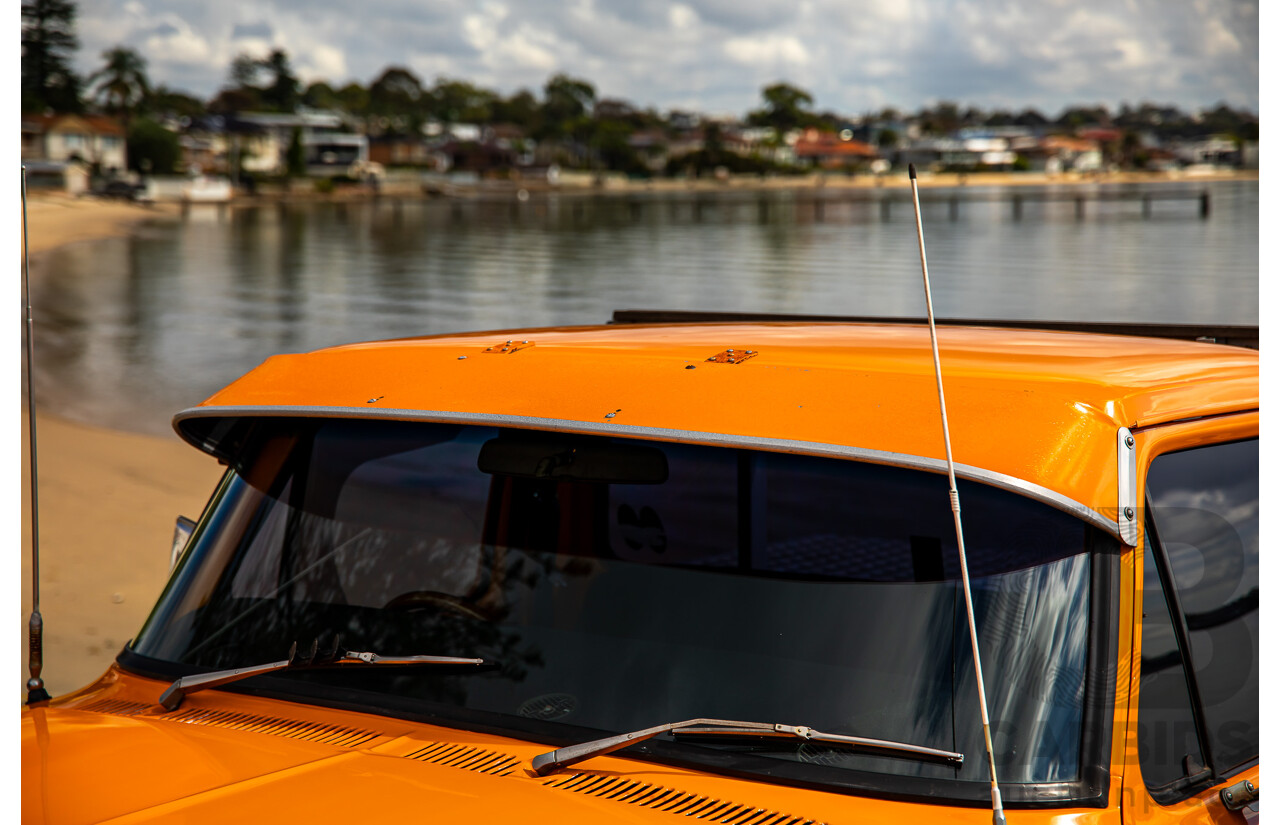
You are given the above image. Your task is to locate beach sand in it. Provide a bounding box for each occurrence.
[20,193,222,698]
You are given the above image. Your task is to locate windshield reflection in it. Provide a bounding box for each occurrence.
[133,419,1095,787]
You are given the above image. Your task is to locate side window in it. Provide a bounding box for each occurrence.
[1138,438,1258,797]
[1137,538,1206,792]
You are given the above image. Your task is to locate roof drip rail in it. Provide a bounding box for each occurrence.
[609,310,1258,350]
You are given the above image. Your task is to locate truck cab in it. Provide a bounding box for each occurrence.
[23,320,1258,824]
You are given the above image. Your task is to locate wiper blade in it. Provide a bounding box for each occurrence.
[158,637,483,711]
[530,718,962,776]
[673,724,965,764]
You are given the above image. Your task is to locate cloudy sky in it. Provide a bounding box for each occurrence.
[70,0,1258,117]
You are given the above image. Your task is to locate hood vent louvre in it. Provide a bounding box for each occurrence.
[544,773,823,824]
[404,741,521,776]
[79,698,150,716]
[78,698,381,748]
[162,707,383,746]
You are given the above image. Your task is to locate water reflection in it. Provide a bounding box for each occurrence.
[31,180,1257,434]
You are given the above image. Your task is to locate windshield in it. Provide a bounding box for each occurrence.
[133,419,1103,799]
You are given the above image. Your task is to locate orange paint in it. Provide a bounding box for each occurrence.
[23,322,1257,823]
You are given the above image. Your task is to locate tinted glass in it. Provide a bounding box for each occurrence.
[1137,539,1206,789]
[1146,439,1258,773]
[135,420,1098,792]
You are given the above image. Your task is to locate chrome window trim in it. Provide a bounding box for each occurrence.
[1117,427,1138,547]
[173,405,1120,539]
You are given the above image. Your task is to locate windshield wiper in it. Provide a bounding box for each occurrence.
[158,637,484,711]
[531,718,963,776]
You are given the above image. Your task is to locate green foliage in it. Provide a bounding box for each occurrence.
[336,82,369,115]
[220,49,298,113]
[588,119,645,175]
[286,127,306,177]
[916,102,962,135]
[1055,105,1111,128]
[1011,155,1031,172]
[491,89,539,130]
[22,0,82,112]
[89,46,149,118]
[145,85,206,119]
[746,82,817,133]
[260,49,299,112]
[664,148,799,178]
[540,74,595,139]
[368,67,425,134]
[229,53,262,89]
[208,86,260,115]
[303,81,339,111]
[313,177,335,194]
[877,128,898,149]
[126,117,180,173]
[430,78,498,123]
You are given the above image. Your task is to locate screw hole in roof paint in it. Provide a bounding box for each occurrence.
[482,340,535,354]
[705,349,758,365]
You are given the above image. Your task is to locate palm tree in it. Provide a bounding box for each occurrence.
[89,46,149,121]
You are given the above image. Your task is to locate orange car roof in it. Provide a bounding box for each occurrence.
[175,323,1257,537]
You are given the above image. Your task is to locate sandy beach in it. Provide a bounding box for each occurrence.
[20,194,222,697]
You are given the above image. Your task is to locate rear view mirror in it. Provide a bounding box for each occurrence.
[478,434,668,484]
[170,516,196,571]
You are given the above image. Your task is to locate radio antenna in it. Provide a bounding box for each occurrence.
[907,164,1004,824]
[22,167,50,705]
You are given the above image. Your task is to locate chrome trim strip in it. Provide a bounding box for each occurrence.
[1117,427,1138,547]
[173,405,1120,538]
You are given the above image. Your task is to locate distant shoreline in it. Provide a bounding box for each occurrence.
[24,169,1257,238]
[545,168,1259,195]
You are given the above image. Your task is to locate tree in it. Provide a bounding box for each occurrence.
[916,102,961,135]
[229,52,263,89]
[985,109,1015,127]
[491,89,539,131]
[746,82,816,133]
[22,0,82,112]
[368,67,425,134]
[1014,108,1048,128]
[145,85,206,120]
[335,82,369,116]
[89,46,149,121]
[303,81,340,111]
[286,127,306,177]
[126,117,180,173]
[430,78,498,123]
[540,74,595,139]
[214,52,265,112]
[1056,105,1111,128]
[260,48,299,112]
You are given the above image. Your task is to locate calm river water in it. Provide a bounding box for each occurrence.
[32,179,1258,435]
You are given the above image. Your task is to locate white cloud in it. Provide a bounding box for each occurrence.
[67,0,1257,115]
[668,4,698,29]
[296,42,348,84]
[142,22,213,65]
[723,34,810,66]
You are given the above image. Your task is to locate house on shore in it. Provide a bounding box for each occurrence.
[793,129,880,170]
[232,110,372,178]
[21,114,128,191]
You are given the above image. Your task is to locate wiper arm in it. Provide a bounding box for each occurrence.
[158,637,483,711]
[530,718,962,776]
